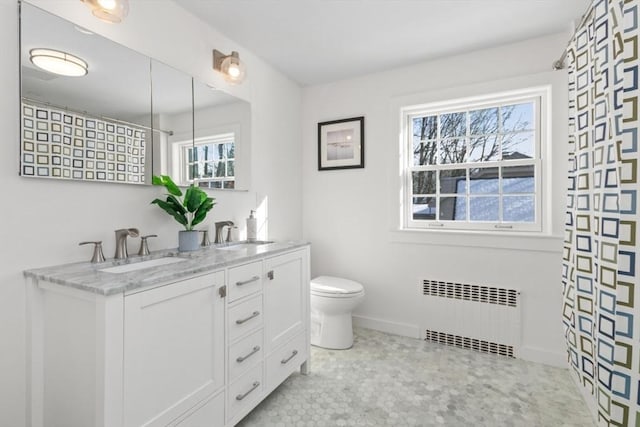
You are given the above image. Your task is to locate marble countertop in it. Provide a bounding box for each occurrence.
[24,241,310,296]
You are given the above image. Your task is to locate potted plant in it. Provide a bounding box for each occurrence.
[151,175,216,252]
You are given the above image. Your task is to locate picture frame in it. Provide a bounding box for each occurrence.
[317,116,364,170]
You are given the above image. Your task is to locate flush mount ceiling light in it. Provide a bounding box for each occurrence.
[29,48,88,77]
[81,0,129,24]
[213,49,246,84]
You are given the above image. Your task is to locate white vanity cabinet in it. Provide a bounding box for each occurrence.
[26,243,310,427]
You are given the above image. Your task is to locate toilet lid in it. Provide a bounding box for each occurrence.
[310,276,364,295]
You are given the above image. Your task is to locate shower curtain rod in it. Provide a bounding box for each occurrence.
[552,6,593,70]
[21,97,174,136]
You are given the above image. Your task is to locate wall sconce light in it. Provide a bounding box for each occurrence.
[213,50,246,84]
[81,0,129,24]
[29,48,88,77]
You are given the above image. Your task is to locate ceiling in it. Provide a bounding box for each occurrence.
[21,2,245,123]
[176,0,589,86]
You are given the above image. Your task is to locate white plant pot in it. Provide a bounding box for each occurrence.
[178,230,200,252]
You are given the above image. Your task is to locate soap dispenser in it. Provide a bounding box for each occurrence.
[246,210,257,242]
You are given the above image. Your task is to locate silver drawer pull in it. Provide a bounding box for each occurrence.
[280,349,298,364]
[236,381,260,401]
[235,310,260,325]
[236,346,261,363]
[236,275,260,286]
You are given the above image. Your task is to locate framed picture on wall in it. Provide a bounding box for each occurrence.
[317,116,364,170]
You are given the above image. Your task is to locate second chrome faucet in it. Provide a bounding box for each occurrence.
[214,221,234,244]
[114,228,140,259]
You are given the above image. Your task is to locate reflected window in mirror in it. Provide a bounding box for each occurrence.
[192,79,251,190]
[183,133,236,189]
[152,62,251,190]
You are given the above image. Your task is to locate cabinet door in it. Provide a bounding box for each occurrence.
[123,272,225,427]
[264,250,306,353]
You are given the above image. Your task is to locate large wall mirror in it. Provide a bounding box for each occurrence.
[19,1,251,190]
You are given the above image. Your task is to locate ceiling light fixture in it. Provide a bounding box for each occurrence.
[81,0,129,24]
[213,49,246,84]
[29,48,88,77]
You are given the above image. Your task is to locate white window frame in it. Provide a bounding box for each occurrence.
[172,132,236,188]
[400,87,550,233]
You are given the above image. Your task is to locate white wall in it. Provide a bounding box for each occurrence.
[0,1,302,425]
[302,34,569,366]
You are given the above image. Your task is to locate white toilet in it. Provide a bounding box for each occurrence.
[310,276,365,349]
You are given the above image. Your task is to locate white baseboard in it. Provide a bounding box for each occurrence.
[354,315,568,368]
[353,315,568,369]
[353,315,421,339]
[518,345,566,367]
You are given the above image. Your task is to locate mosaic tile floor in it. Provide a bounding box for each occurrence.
[237,328,594,427]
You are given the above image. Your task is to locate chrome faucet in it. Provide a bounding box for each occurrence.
[114,228,140,259]
[214,221,234,244]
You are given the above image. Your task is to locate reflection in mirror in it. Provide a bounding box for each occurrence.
[152,66,251,190]
[20,3,252,190]
[150,59,192,185]
[192,79,251,190]
[20,2,152,184]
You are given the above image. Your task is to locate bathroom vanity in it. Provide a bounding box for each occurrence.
[24,241,310,427]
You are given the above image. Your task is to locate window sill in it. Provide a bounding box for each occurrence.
[389,228,563,253]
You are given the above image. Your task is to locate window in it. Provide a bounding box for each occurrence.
[401,87,548,232]
[179,133,235,189]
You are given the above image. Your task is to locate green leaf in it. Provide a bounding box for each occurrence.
[184,185,206,213]
[192,198,216,227]
[152,179,215,230]
[151,198,188,227]
[152,175,182,197]
[166,195,187,215]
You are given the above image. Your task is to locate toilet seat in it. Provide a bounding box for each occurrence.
[311,276,364,298]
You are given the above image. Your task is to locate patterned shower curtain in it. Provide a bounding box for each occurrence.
[562,0,639,425]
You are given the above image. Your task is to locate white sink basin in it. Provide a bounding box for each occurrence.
[215,241,274,251]
[99,257,187,274]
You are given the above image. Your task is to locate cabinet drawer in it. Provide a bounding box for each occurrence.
[228,260,263,302]
[227,363,264,422]
[266,332,307,394]
[228,294,263,342]
[228,329,264,382]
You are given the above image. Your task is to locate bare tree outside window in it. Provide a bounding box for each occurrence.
[409,101,537,223]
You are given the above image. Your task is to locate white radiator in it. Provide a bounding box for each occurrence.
[420,279,521,358]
